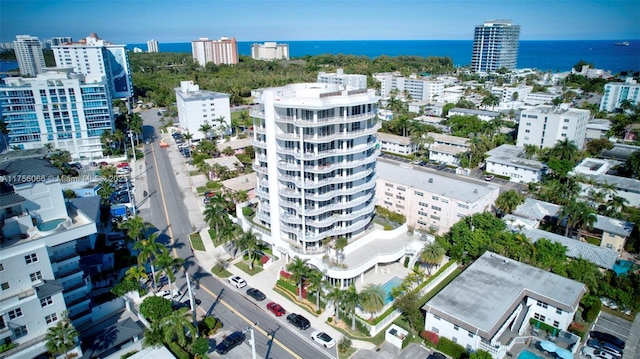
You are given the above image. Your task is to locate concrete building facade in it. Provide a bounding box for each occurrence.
[0,68,114,159]
[317,69,367,90]
[485,145,547,183]
[13,35,46,77]
[599,77,640,112]
[377,132,418,156]
[250,42,289,60]
[471,20,520,73]
[191,37,238,66]
[373,73,444,101]
[516,105,590,149]
[175,81,231,141]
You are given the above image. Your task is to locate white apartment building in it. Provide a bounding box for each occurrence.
[523,92,558,106]
[427,132,470,166]
[43,37,73,49]
[447,108,502,122]
[491,85,532,103]
[175,81,231,141]
[52,33,133,99]
[571,158,640,207]
[485,145,547,183]
[147,39,159,53]
[423,252,586,358]
[376,161,499,234]
[0,152,97,358]
[373,73,444,101]
[251,42,289,60]
[191,37,238,66]
[251,83,380,251]
[585,119,611,141]
[377,132,418,155]
[13,35,46,77]
[599,77,640,112]
[517,105,590,149]
[317,68,367,90]
[0,68,114,159]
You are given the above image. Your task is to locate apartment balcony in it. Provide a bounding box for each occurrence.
[274,112,376,127]
[287,202,375,228]
[56,266,83,279]
[254,126,266,135]
[281,217,371,242]
[278,168,374,189]
[255,152,267,162]
[276,141,377,161]
[251,138,267,149]
[281,213,303,225]
[63,279,89,294]
[254,186,269,198]
[288,241,328,255]
[253,163,268,174]
[65,294,90,309]
[278,187,302,199]
[279,190,374,216]
[249,108,265,118]
[300,124,381,143]
[255,211,271,224]
[300,181,376,202]
[283,155,376,175]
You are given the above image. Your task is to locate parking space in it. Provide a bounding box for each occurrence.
[592,311,633,344]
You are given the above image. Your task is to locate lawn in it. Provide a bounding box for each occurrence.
[189,232,205,251]
[189,170,201,176]
[210,266,233,279]
[234,261,264,275]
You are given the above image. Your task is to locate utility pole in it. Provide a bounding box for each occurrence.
[186,272,197,334]
[245,323,257,359]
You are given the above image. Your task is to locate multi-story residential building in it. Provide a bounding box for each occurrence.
[585,119,611,142]
[516,105,590,149]
[317,68,367,90]
[376,160,499,234]
[251,83,380,249]
[191,36,238,66]
[571,157,640,207]
[43,37,73,49]
[427,132,469,167]
[599,77,640,112]
[13,35,46,77]
[146,39,159,53]
[485,145,547,183]
[471,20,520,73]
[0,150,97,358]
[52,33,133,99]
[491,85,532,103]
[373,72,444,101]
[423,252,586,358]
[523,92,558,106]
[250,42,289,60]
[377,132,418,156]
[174,81,231,141]
[0,68,114,159]
[447,107,502,122]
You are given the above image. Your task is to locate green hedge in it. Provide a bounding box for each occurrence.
[276,278,297,294]
[166,342,190,359]
[529,318,556,334]
[413,261,455,294]
[437,337,467,359]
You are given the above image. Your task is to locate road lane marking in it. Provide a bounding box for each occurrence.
[150,141,177,257]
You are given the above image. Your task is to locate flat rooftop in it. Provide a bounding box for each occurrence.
[485,145,546,170]
[423,251,586,340]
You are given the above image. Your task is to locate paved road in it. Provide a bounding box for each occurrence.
[136,110,331,359]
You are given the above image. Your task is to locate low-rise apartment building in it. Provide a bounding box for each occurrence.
[376,160,499,234]
[427,132,469,166]
[251,42,289,60]
[377,132,418,156]
[317,68,367,90]
[485,145,547,183]
[175,80,231,141]
[571,157,640,207]
[600,77,639,112]
[447,107,502,122]
[585,119,611,142]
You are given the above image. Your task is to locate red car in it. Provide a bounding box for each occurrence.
[266,302,286,317]
[117,162,130,168]
[98,161,109,167]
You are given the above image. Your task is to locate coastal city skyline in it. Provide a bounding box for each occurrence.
[1,0,639,44]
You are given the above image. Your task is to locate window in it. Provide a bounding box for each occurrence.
[556,309,562,315]
[41,296,53,307]
[453,325,459,331]
[14,325,27,338]
[468,331,474,338]
[431,205,441,211]
[397,186,406,191]
[46,313,58,324]
[564,119,570,123]
[384,191,393,197]
[414,191,424,196]
[534,313,546,321]
[537,301,548,309]
[431,327,439,334]
[434,315,441,320]
[418,201,428,207]
[418,211,429,217]
[396,204,404,209]
[432,196,439,200]
[25,253,38,264]
[0,263,3,271]
[430,215,441,220]
[1,282,9,290]
[553,321,559,328]
[562,126,568,130]
[396,195,405,200]
[385,183,394,188]
[30,271,43,282]
[458,203,469,209]
[8,308,23,320]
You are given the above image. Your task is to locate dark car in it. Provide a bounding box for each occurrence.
[286,313,310,330]
[427,352,447,359]
[246,288,266,301]
[171,298,202,310]
[590,331,625,349]
[587,339,623,358]
[215,331,245,354]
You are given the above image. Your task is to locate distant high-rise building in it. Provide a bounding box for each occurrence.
[147,39,159,53]
[13,35,46,76]
[52,33,133,99]
[191,37,238,66]
[471,19,520,73]
[250,42,289,60]
[44,36,73,48]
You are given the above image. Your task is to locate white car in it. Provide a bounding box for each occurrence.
[582,346,616,359]
[156,289,181,300]
[116,168,131,175]
[311,331,335,348]
[228,275,247,288]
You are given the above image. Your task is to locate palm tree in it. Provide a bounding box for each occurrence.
[605,195,628,216]
[234,230,260,270]
[575,205,597,241]
[306,270,326,312]
[550,138,580,163]
[481,94,500,110]
[119,215,149,242]
[159,307,197,346]
[156,250,185,294]
[199,122,212,140]
[45,314,78,359]
[334,237,348,263]
[420,242,446,274]
[203,201,230,234]
[327,287,345,324]
[134,231,167,290]
[342,285,359,332]
[359,284,386,320]
[183,131,193,148]
[287,257,310,302]
[523,144,539,160]
[124,265,148,283]
[495,190,525,216]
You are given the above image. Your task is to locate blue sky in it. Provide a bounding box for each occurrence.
[1,0,639,43]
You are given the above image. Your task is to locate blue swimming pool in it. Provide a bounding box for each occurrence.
[381,276,403,305]
[613,260,634,276]
[37,218,66,232]
[518,350,544,359]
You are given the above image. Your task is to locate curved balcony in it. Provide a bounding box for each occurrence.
[251,138,267,149]
[275,132,301,141]
[300,124,381,143]
[278,187,302,199]
[276,161,301,171]
[255,211,271,224]
[281,213,302,225]
[253,163,268,174]
[289,243,328,255]
[249,108,265,118]
[293,201,376,228]
[281,217,371,242]
[301,156,377,174]
[277,141,377,161]
[300,180,376,202]
[254,126,266,135]
[274,112,376,127]
[255,152,267,162]
[278,168,374,189]
[278,189,374,215]
[254,186,269,198]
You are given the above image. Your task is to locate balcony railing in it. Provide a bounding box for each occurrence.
[278,169,374,189]
[56,266,83,278]
[50,251,79,263]
[274,112,376,126]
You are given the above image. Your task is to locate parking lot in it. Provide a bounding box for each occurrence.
[589,311,637,358]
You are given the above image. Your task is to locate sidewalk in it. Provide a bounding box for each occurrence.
[156,131,376,352]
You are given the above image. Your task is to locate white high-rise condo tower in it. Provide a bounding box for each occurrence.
[13,35,46,76]
[251,83,380,252]
[471,19,520,73]
[147,39,159,53]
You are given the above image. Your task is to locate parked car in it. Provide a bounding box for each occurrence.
[155,289,181,300]
[427,352,447,359]
[310,331,335,348]
[286,313,310,330]
[485,175,495,181]
[266,302,286,317]
[582,346,617,359]
[215,331,245,355]
[171,298,202,310]
[590,331,625,349]
[116,168,131,175]
[246,288,266,301]
[117,162,130,168]
[587,339,624,358]
[228,275,247,288]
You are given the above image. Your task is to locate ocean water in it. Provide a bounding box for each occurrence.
[127,40,640,73]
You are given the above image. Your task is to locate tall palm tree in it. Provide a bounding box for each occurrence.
[134,231,167,290]
[199,122,212,140]
[420,242,446,274]
[523,144,539,160]
[119,215,149,242]
[359,284,386,320]
[287,257,310,302]
[234,230,260,270]
[605,195,628,216]
[327,287,345,324]
[156,250,185,293]
[124,265,148,283]
[306,270,326,312]
[45,315,78,359]
[183,131,193,149]
[342,285,359,332]
[575,204,597,241]
[159,307,197,346]
[334,237,348,263]
[495,190,525,216]
[550,138,580,163]
[203,201,230,234]
[481,94,500,110]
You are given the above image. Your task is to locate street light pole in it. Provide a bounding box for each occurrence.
[186,272,197,334]
[244,323,257,359]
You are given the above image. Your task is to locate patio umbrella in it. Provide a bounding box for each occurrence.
[555,348,572,359]
[539,340,558,352]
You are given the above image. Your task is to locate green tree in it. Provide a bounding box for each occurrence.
[624,151,640,179]
[393,290,423,331]
[234,230,261,270]
[203,200,230,234]
[287,256,310,302]
[199,122,212,140]
[134,231,167,289]
[481,93,500,110]
[342,285,360,332]
[586,138,614,156]
[334,237,348,263]
[470,350,494,359]
[327,287,345,324]
[495,190,525,216]
[155,250,185,294]
[547,138,580,163]
[119,215,149,242]
[419,242,446,274]
[45,314,78,359]
[139,296,173,322]
[533,239,567,272]
[191,336,210,358]
[306,269,325,312]
[359,284,386,320]
[159,307,197,346]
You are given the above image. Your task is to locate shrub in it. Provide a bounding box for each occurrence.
[420,330,439,346]
[403,257,410,268]
[199,316,223,336]
[584,300,602,322]
[327,317,333,323]
[121,351,139,359]
[191,337,210,357]
[139,296,172,322]
[166,342,190,359]
[437,337,467,359]
[242,206,254,217]
[0,343,16,354]
[338,337,352,354]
